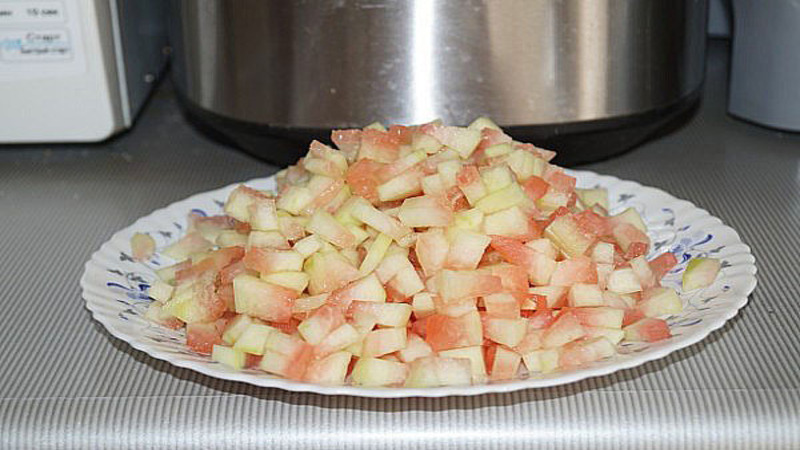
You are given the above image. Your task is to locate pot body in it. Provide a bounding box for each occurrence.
[170,0,708,165]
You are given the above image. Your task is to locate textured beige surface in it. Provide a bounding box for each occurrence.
[1,41,797,448]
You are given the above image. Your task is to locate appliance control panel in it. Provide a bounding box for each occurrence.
[0,0,86,81]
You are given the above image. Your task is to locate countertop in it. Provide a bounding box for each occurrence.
[1,41,798,449]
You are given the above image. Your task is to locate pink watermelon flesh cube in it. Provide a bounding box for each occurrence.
[397,195,453,228]
[404,356,472,388]
[567,283,604,307]
[682,257,721,291]
[224,185,272,223]
[602,291,635,310]
[277,215,307,241]
[264,331,309,358]
[486,345,522,381]
[483,317,528,347]
[184,246,246,281]
[629,255,657,289]
[259,333,314,380]
[248,197,279,231]
[189,213,237,241]
[483,263,530,294]
[649,252,678,281]
[521,348,561,374]
[243,248,304,274]
[144,303,183,330]
[456,165,488,205]
[292,293,329,316]
[607,268,643,294]
[550,257,598,287]
[361,327,408,358]
[163,231,214,261]
[386,267,425,299]
[484,206,535,240]
[331,128,361,162]
[378,148,426,181]
[528,286,568,309]
[544,169,576,193]
[376,167,424,202]
[542,311,586,348]
[301,177,345,216]
[596,263,614,290]
[489,236,554,284]
[401,174,441,201]
[415,228,450,277]
[305,140,347,174]
[514,326,544,355]
[433,357,474,386]
[351,357,409,387]
[433,296,478,317]
[624,318,672,342]
[259,347,313,381]
[559,336,616,368]
[358,128,401,163]
[585,326,625,345]
[483,293,521,319]
[591,241,615,265]
[259,350,293,376]
[297,304,346,345]
[349,197,411,241]
[306,210,356,249]
[397,332,434,363]
[232,274,297,323]
[571,307,625,329]
[622,309,646,328]
[374,251,412,284]
[302,155,345,180]
[436,270,503,303]
[314,323,361,358]
[544,214,596,258]
[526,308,555,329]
[349,301,412,328]
[186,321,223,354]
[345,159,384,203]
[425,311,483,352]
[527,252,557,286]
[422,124,482,159]
[638,287,683,317]
[327,274,386,309]
[304,251,361,295]
[612,223,650,259]
[411,292,437,319]
[130,233,156,262]
[248,231,290,250]
[445,229,491,270]
[167,274,227,324]
[525,238,558,260]
[304,351,352,385]
[437,346,487,383]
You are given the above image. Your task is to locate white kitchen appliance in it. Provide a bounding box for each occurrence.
[0,0,168,143]
[728,0,800,132]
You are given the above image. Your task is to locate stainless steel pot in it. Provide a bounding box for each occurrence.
[169,0,708,165]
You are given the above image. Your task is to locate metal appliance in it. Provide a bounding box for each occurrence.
[170,0,708,165]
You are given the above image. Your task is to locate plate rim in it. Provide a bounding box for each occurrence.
[81,169,758,398]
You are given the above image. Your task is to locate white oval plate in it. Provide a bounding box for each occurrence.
[81,170,757,397]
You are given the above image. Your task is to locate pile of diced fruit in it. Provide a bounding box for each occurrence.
[132,117,720,388]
